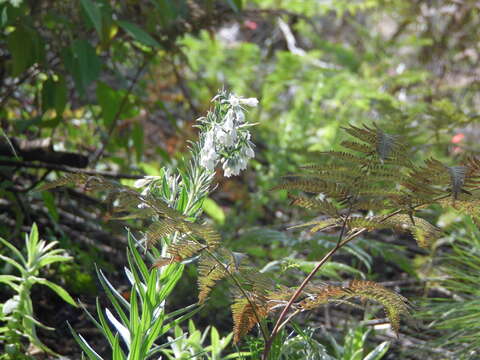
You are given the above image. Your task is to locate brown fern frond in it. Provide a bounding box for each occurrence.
[274,177,349,199]
[376,128,400,162]
[237,267,275,295]
[168,239,207,261]
[299,280,410,334]
[347,280,410,334]
[288,195,338,216]
[342,124,377,145]
[340,140,373,154]
[231,294,269,343]
[317,151,368,165]
[310,219,341,233]
[272,178,327,193]
[188,223,221,249]
[145,219,179,246]
[448,166,466,199]
[197,254,231,303]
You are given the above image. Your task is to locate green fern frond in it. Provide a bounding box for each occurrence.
[383,214,442,248]
[346,217,387,231]
[36,172,90,191]
[436,191,480,224]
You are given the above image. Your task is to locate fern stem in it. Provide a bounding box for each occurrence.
[262,203,353,360]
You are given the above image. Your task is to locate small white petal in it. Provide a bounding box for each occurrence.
[239,97,259,107]
[228,94,240,107]
[3,296,19,315]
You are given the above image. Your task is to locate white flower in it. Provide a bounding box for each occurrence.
[222,155,249,178]
[227,94,259,108]
[217,113,237,147]
[239,97,258,107]
[228,94,240,107]
[243,145,255,158]
[3,296,19,315]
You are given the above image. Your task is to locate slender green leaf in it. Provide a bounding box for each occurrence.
[32,277,77,307]
[363,341,390,360]
[68,322,104,360]
[118,20,160,47]
[80,0,102,36]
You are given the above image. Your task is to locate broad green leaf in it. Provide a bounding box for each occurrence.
[41,76,67,115]
[96,81,123,127]
[118,20,160,47]
[33,277,77,307]
[41,191,59,221]
[6,25,45,76]
[80,0,102,36]
[202,197,225,225]
[63,39,102,95]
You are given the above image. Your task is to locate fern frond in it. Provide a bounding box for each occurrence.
[347,280,410,334]
[274,177,349,199]
[342,124,377,145]
[188,223,221,249]
[317,151,368,165]
[197,254,231,304]
[299,280,410,334]
[231,294,269,343]
[340,140,373,154]
[145,219,179,246]
[288,195,338,216]
[37,173,90,191]
[436,191,480,224]
[448,166,466,199]
[272,178,327,193]
[376,128,399,162]
[346,217,388,231]
[383,214,442,248]
[167,239,206,261]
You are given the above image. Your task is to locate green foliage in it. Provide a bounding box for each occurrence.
[161,320,248,360]
[69,233,201,360]
[422,217,480,358]
[0,224,76,358]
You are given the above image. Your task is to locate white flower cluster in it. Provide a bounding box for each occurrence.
[199,93,258,177]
